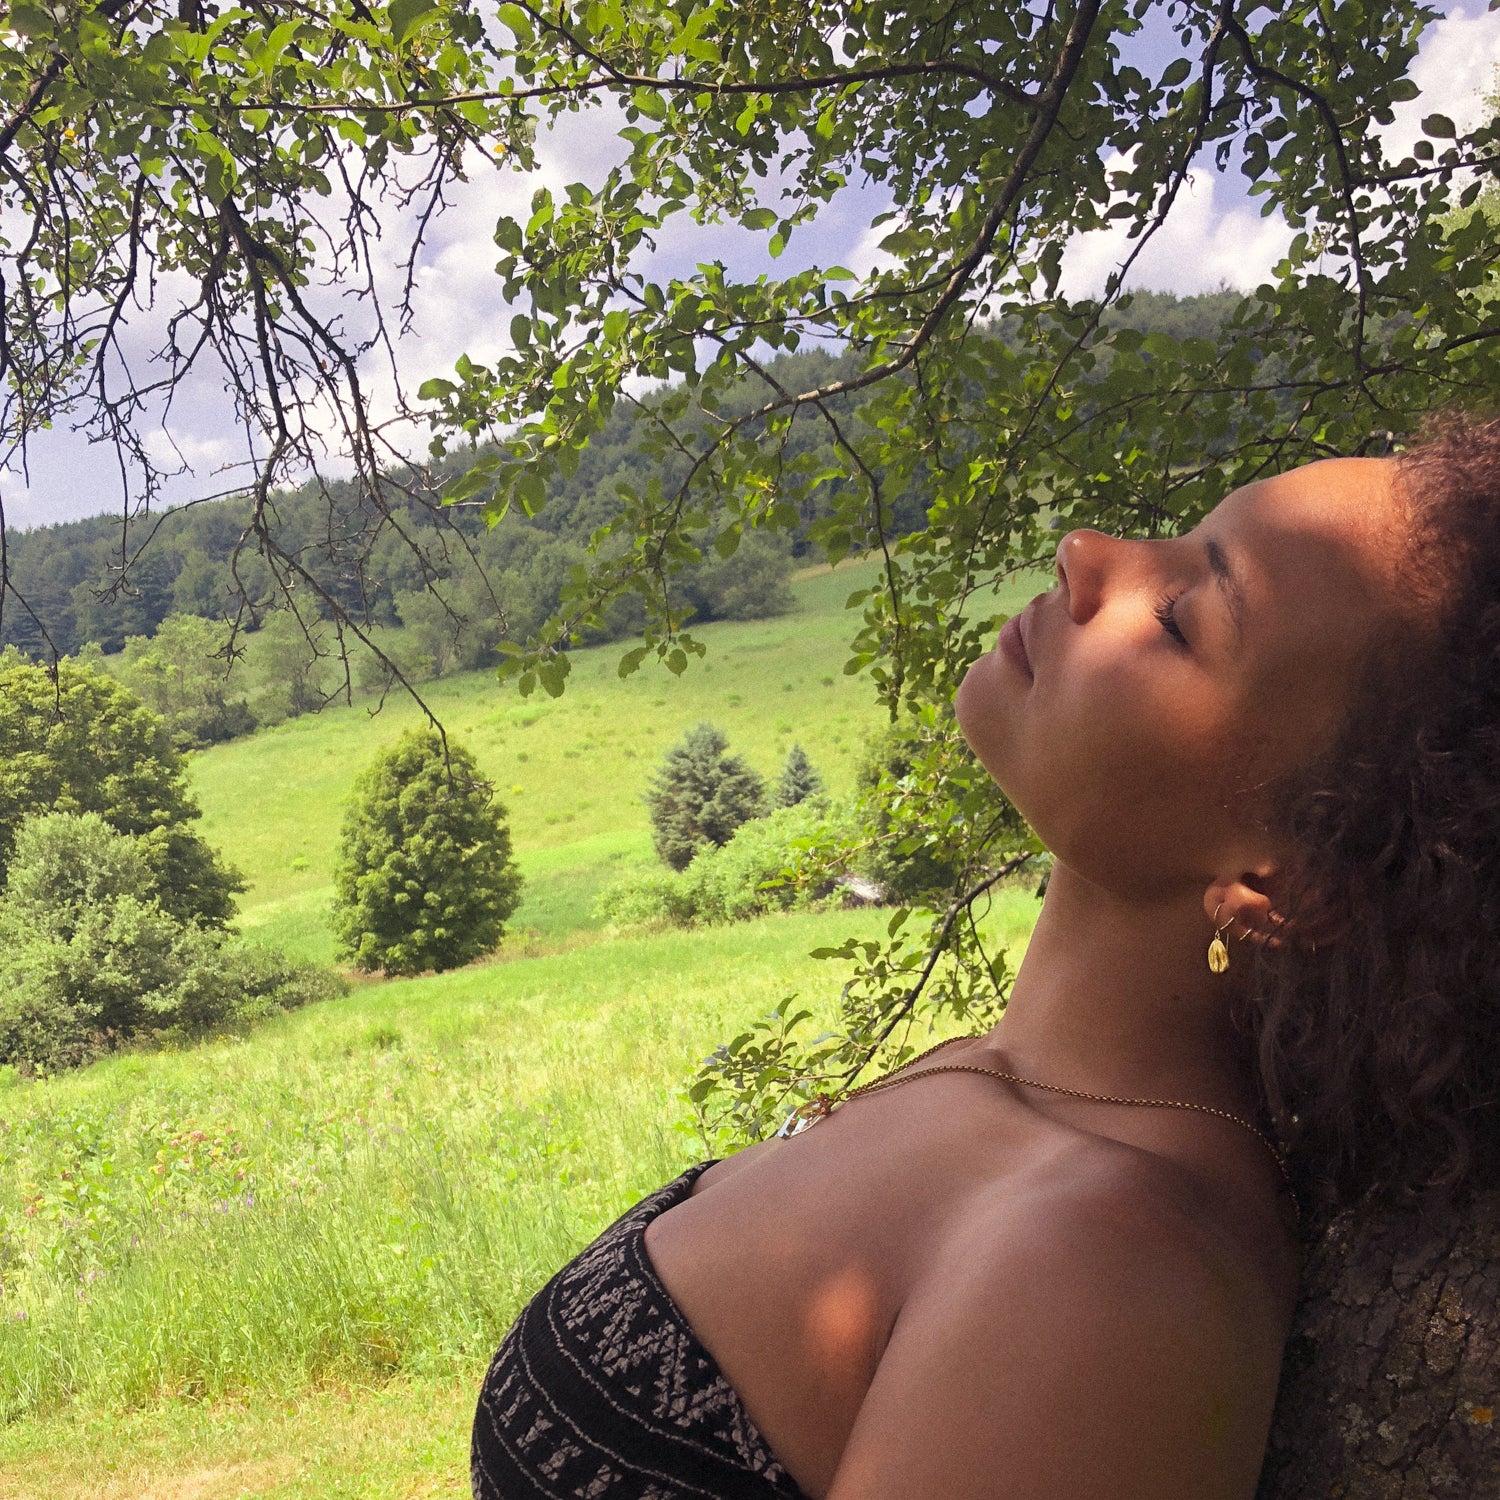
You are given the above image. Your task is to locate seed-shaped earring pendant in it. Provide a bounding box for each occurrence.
[1207,904,1231,974]
[1207,931,1230,974]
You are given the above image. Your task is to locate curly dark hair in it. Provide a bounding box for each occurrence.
[1250,411,1500,1208]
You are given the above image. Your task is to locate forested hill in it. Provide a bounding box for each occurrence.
[4,287,1239,664]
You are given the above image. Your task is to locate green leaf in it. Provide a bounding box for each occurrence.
[388,0,439,43]
[631,88,667,121]
[444,465,493,503]
[5,4,53,36]
[537,656,571,698]
[1421,113,1456,139]
[1159,57,1191,87]
[417,377,456,400]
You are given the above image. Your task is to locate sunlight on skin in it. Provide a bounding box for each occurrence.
[805,1265,882,1379]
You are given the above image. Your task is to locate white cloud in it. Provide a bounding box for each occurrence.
[1059,4,1499,301]
[142,425,243,477]
[13,5,1499,522]
[1057,156,1295,299]
[1381,4,1500,165]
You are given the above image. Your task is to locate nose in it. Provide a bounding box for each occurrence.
[1055,528,1120,624]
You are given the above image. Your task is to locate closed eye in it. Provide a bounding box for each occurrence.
[1153,591,1189,648]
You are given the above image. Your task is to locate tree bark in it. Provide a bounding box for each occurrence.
[1259,1187,1500,1498]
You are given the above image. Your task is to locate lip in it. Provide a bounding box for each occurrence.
[999,602,1035,683]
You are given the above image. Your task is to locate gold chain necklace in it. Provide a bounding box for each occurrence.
[777,1036,1294,1197]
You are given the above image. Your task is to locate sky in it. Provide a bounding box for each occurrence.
[4,2,1498,531]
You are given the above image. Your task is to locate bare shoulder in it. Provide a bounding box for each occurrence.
[978,1137,1288,1292]
[827,1145,1291,1500]
[956,1142,1288,1355]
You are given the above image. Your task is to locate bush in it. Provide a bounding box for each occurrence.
[0,654,242,926]
[644,722,765,871]
[112,613,258,748]
[852,718,959,901]
[685,802,839,923]
[593,868,696,928]
[249,611,335,725]
[0,813,338,1070]
[332,728,524,975]
[596,801,851,929]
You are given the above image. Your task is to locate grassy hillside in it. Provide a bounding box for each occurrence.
[0,897,1042,1495]
[0,557,1047,1496]
[192,559,1039,962]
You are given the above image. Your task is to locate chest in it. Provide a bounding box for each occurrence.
[642,1083,1060,1496]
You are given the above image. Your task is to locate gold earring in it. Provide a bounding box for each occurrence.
[1208,903,1231,975]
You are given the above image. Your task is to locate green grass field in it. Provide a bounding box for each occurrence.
[0,900,1042,1497]
[0,558,1045,1497]
[194,560,904,962]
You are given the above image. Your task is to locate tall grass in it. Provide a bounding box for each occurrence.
[0,893,1041,1423]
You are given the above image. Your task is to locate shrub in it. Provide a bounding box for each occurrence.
[112,613,257,748]
[644,722,765,871]
[593,869,696,928]
[0,812,338,1069]
[249,611,335,724]
[0,655,242,926]
[596,801,852,928]
[852,718,959,901]
[685,802,838,923]
[332,728,523,974]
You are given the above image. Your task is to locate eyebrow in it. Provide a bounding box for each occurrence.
[1205,537,1246,646]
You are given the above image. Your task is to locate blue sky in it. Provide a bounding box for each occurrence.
[4,3,1497,530]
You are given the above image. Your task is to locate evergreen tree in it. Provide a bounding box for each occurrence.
[332,729,523,975]
[645,723,765,872]
[773,744,824,809]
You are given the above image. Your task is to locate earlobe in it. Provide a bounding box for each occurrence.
[1203,876,1281,950]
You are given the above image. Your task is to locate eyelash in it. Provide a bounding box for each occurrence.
[1153,591,1189,648]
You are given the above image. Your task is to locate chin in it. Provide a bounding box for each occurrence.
[955,652,1016,788]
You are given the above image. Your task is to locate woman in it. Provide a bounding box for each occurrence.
[473,415,1500,1498]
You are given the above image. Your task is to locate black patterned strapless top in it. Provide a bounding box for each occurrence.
[471,1162,811,1500]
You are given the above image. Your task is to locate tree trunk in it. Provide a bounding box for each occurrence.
[1258,1187,1500,1498]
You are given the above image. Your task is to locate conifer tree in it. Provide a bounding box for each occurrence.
[332,729,523,975]
[773,744,824,810]
[645,723,765,872]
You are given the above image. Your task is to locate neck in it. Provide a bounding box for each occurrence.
[985,861,1256,1113]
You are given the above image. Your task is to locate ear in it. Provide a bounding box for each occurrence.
[1203,872,1285,949]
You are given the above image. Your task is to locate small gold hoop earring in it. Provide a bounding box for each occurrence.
[1208,902,1231,975]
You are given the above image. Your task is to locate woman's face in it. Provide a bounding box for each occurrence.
[956,457,1407,900]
